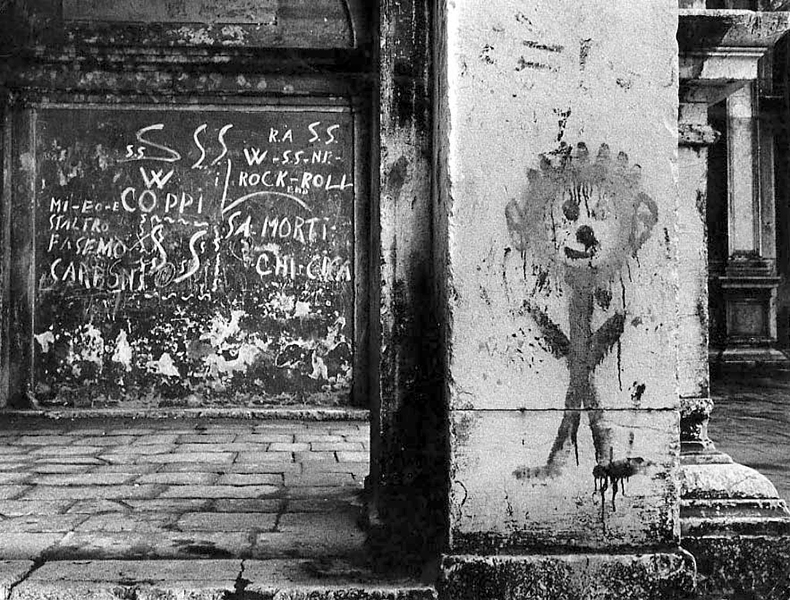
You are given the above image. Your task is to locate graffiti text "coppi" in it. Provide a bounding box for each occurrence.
[120,189,204,214]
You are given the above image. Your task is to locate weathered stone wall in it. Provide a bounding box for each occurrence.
[437,0,680,551]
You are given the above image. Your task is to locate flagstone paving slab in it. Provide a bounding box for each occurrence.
[75,513,177,532]
[177,512,277,532]
[136,473,220,485]
[33,473,136,486]
[23,485,161,500]
[0,488,29,501]
[213,499,283,513]
[0,501,74,517]
[160,485,281,499]
[0,535,65,560]
[65,500,129,514]
[217,473,283,486]
[46,532,253,560]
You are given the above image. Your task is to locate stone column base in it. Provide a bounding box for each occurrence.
[680,460,790,598]
[681,462,788,502]
[439,552,696,600]
[709,346,790,369]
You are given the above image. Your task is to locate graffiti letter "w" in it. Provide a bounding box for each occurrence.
[243,147,268,166]
[140,167,175,189]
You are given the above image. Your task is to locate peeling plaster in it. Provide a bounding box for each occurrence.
[147,352,181,377]
[34,330,55,353]
[111,330,133,371]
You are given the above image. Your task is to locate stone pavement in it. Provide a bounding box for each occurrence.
[0,558,438,600]
[0,416,369,561]
[710,371,790,503]
[0,416,442,598]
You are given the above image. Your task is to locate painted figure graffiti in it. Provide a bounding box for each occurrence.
[505,142,658,508]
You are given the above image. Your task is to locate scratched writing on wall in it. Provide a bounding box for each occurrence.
[33,108,356,408]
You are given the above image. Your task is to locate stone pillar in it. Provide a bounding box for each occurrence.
[726,84,759,259]
[368,0,445,567]
[678,101,719,459]
[719,70,784,364]
[435,1,694,596]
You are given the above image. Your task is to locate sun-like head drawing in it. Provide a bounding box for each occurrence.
[506,142,658,285]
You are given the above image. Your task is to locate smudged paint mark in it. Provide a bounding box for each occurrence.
[515,57,555,72]
[387,155,409,200]
[534,267,549,293]
[629,381,646,407]
[594,288,612,310]
[34,330,55,354]
[522,40,564,53]
[616,77,633,91]
[593,456,647,526]
[515,12,532,27]
[579,38,593,71]
[480,44,495,64]
[553,108,571,143]
[111,330,133,371]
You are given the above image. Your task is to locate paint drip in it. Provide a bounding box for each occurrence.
[593,455,646,528]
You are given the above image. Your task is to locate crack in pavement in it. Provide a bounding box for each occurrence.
[4,558,44,600]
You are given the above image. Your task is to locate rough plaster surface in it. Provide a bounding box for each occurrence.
[442,0,678,411]
[439,0,679,549]
[450,410,680,549]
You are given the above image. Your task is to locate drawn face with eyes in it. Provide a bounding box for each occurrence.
[550,185,622,269]
[506,143,658,284]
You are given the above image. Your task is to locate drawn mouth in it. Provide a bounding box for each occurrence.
[564,247,594,260]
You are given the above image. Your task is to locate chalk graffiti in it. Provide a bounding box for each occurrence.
[505,142,657,499]
[33,108,356,407]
